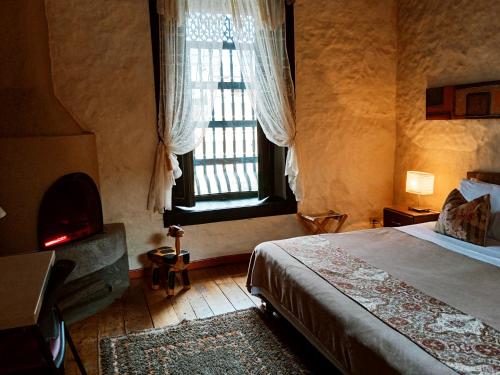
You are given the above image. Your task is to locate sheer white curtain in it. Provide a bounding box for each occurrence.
[148,0,224,212]
[229,0,301,200]
[149,0,301,212]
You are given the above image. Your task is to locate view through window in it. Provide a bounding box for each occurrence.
[187,13,258,199]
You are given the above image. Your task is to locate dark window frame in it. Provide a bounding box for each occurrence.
[148,1,296,226]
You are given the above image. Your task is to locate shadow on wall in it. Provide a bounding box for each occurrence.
[148,232,166,248]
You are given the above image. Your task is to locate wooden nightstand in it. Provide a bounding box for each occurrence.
[383,206,440,227]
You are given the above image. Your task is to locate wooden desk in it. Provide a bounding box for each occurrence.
[0,251,55,330]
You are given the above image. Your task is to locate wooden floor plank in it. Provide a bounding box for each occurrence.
[227,262,250,276]
[98,299,125,338]
[65,262,259,373]
[122,279,154,333]
[224,264,262,307]
[142,280,180,328]
[185,270,215,319]
[207,266,255,310]
[64,359,79,375]
[66,313,99,375]
[171,288,197,321]
[192,269,235,316]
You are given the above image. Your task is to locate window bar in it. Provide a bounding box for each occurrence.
[219,47,232,193]
[251,103,258,179]
[201,128,211,194]
[241,68,257,190]
[210,48,222,195]
[198,46,211,194]
[242,127,252,191]
[229,45,242,192]
[194,169,201,196]
[239,80,252,190]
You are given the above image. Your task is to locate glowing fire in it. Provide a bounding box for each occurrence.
[44,235,70,248]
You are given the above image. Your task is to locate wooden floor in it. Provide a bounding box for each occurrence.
[64,263,261,375]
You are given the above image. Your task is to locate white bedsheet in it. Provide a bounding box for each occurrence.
[395,221,500,267]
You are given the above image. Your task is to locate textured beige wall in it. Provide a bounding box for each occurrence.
[394,0,500,210]
[0,0,83,136]
[44,0,306,269]
[295,0,397,229]
[0,0,98,255]
[2,0,400,267]
[45,0,163,269]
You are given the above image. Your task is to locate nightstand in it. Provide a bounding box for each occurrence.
[383,206,440,227]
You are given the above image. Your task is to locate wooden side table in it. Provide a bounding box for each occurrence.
[383,206,440,227]
[147,225,191,297]
[147,247,191,296]
[297,210,348,234]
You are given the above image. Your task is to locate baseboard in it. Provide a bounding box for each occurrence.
[128,268,146,279]
[128,252,252,279]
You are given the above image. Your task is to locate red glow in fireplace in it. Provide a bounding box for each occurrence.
[38,173,103,250]
[44,235,69,247]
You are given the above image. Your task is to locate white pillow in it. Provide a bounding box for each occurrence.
[459,179,500,240]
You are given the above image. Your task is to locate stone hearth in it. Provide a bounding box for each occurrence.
[54,223,129,324]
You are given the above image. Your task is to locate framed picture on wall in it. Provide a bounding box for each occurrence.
[426,80,500,120]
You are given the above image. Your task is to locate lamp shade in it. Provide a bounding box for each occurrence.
[0,206,5,219]
[406,171,434,195]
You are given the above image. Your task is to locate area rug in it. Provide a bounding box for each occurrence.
[99,308,312,375]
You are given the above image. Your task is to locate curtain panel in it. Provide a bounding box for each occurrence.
[148,0,300,213]
[148,0,223,212]
[230,0,301,200]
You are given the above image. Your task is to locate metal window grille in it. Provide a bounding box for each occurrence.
[187,13,258,199]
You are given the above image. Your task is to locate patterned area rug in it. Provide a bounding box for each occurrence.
[100,308,322,375]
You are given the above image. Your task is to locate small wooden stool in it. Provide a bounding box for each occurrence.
[297,210,348,234]
[147,225,190,297]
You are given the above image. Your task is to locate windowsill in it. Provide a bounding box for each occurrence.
[163,196,297,226]
[192,197,261,210]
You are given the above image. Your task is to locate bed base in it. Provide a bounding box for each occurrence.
[253,287,348,375]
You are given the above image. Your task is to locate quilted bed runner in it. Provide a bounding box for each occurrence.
[274,236,500,374]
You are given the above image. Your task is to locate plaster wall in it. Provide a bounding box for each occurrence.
[44,0,306,269]
[43,0,398,268]
[394,0,500,209]
[0,0,83,136]
[0,0,100,255]
[294,0,397,229]
[0,135,99,255]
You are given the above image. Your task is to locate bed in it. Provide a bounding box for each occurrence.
[246,172,500,374]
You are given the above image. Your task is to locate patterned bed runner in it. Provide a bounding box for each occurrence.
[274,236,500,374]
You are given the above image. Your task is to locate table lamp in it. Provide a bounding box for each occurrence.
[406,171,434,212]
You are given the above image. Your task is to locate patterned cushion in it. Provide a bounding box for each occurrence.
[435,189,491,246]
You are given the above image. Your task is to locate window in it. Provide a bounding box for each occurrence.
[188,13,259,201]
[149,1,296,226]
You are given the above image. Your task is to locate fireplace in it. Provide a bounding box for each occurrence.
[37,172,129,324]
[38,173,103,249]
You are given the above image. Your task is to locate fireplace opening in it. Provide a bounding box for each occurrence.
[38,173,103,249]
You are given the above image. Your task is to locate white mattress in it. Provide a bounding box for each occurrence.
[395,221,500,267]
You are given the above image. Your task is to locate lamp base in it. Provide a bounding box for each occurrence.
[408,206,431,213]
